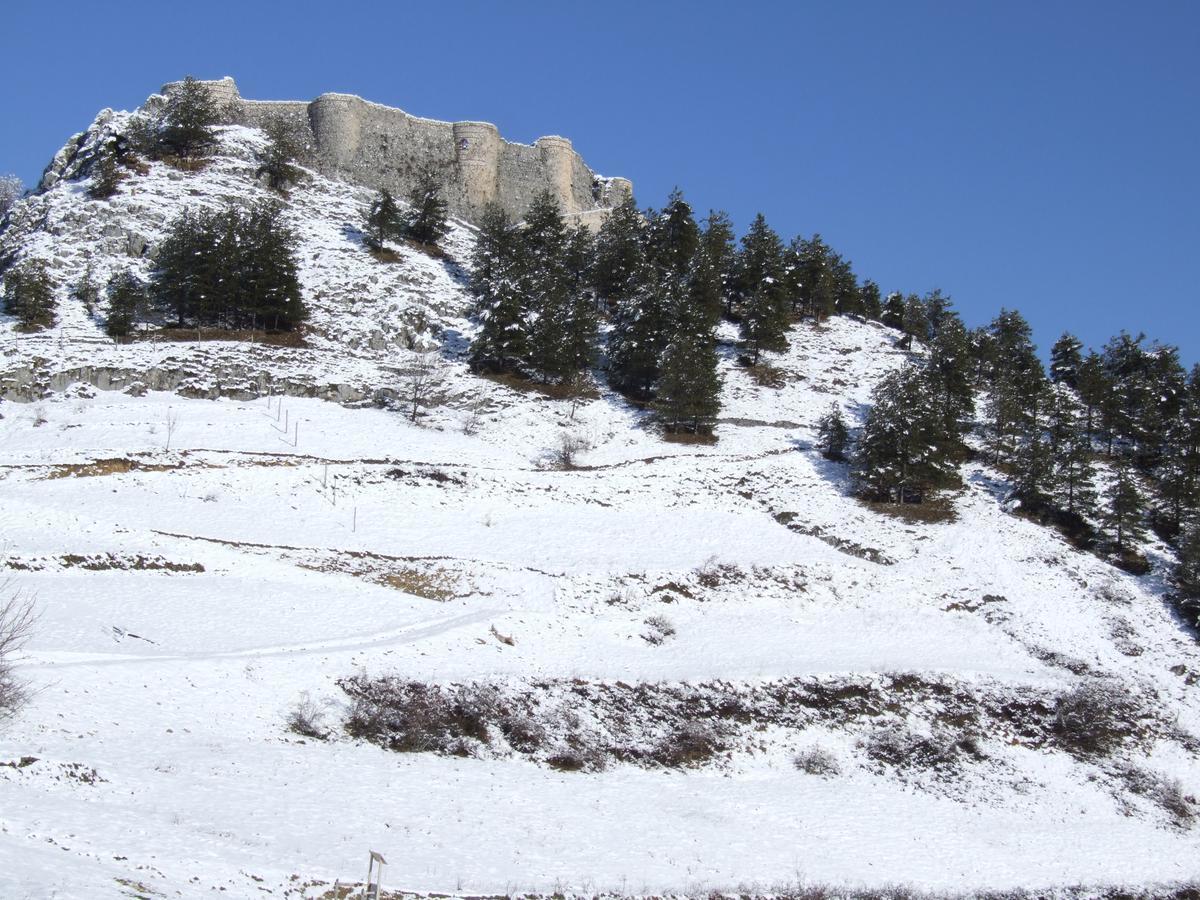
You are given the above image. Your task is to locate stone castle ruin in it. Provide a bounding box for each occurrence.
[164,77,632,228]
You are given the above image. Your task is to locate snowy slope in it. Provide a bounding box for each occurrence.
[0,108,1198,900]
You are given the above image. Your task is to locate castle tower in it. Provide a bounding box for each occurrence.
[535,136,577,216]
[452,121,502,216]
[160,76,240,107]
[308,93,366,170]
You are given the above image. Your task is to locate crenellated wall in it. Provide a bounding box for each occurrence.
[160,78,633,227]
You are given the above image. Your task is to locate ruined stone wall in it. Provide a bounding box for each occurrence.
[162,78,632,227]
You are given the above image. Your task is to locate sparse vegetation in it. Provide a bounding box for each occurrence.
[793,745,841,777]
[0,587,36,725]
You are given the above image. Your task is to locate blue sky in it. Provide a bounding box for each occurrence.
[3,1,1197,363]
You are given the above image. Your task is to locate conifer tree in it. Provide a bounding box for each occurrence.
[365,189,404,250]
[1172,525,1200,626]
[468,204,526,373]
[72,262,101,317]
[2,259,55,330]
[925,315,975,450]
[522,192,595,381]
[735,213,788,365]
[859,279,883,321]
[654,262,722,435]
[403,167,449,246]
[1055,426,1099,520]
[593,195,645,305]
[88,149,125,200]
[1050,332,1084,387]
[881,292,905,330]
[818,403,850,461]
[1104,463,1147,554]
[645,188,699,279]
[105,270,145,337]
[898,294,929,349]
[608,265,674,396]
[1075,351,1109,442]
[788,233,836,319]
[855,366,957,503]
[1156,366,1200,535]
[1012,426,1057,512]
[255,119,304,192]
[700,210,737,317]
[160,75,221,162]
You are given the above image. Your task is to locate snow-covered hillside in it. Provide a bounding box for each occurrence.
[0,110,1198,899]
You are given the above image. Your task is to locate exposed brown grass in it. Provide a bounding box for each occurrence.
[863,496,958,524]
[45,458,181,479]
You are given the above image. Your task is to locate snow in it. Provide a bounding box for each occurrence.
[1,115,1199,899]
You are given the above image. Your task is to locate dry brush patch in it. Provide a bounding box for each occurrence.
[334,672,1172,786]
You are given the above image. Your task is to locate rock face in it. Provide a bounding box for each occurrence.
[165,77,633,228]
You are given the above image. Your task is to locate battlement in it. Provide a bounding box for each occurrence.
[159,78,633,227]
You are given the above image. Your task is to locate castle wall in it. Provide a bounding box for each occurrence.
[163,78,631,228]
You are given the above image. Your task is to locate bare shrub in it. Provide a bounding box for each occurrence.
[653,722,721,767]
[1053,681,1141,757]
[864,726,961,772]
[1119,765,1196,828]
[0,588,37,724]
[400,350,446,423]
[547,744,607,773]
[793,745,841,777]
[552,431,590,470]
[694,556,744,589]
[341,676,495,753]
[286,692,329,740]
[642,614,677,645]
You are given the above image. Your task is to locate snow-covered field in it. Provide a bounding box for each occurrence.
[1,111,1198,898]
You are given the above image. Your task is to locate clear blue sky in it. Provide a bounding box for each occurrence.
[3,1,1197,363]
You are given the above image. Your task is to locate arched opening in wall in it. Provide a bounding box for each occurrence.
[458,138,469,151]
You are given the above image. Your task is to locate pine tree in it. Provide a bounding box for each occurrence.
[593,195,646,305]
[608,265,674,396]
[1075,351,1109,443]
[148,202,305,330]
[160,75,221,162]
[1050,332,1084,387]
[787,234,836,319]
[1156,366,1200,535]
[72,262,101,317]
[654,263,721,435]
[925,315,975,452]
[105,270,145,337]
[523,192,594,382]
[735,213,788,365]
[402,167,449,246]
[1104,463,1147,554]
[88,148,126,200]
[255,119,304,192]
[818,403,850,461]
[855,366,958,503]
[1012,428,1058,513]
[365,189,404,250]
[468,204,526,373]
[1172,525,1200,626]
[645,188,699,279]
[859,279,883,320]
[1056,426,1099,520]
[900,294,929,349]
[881,292,905,330]
[700,210,737,318]
[2,259,56,330]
